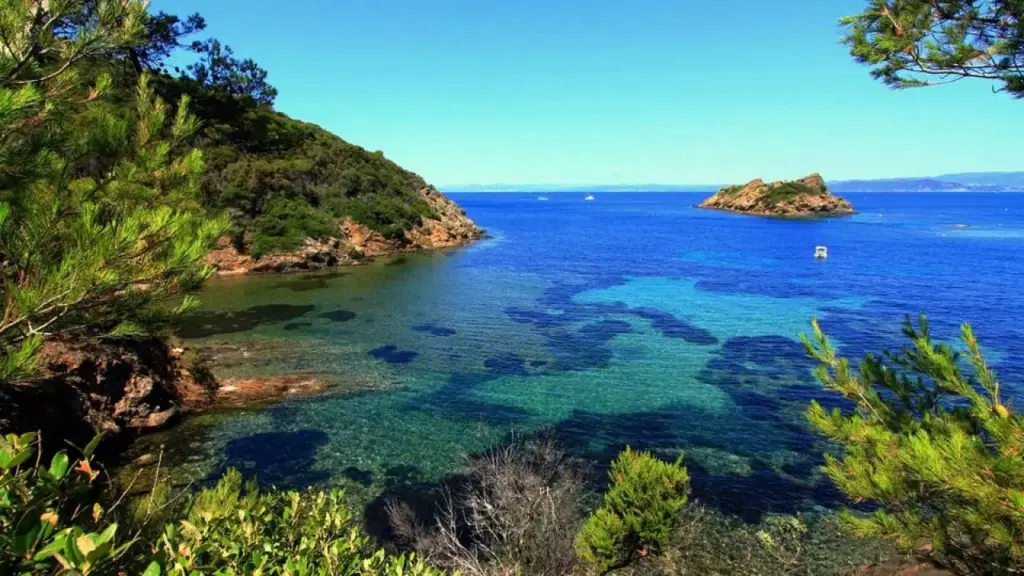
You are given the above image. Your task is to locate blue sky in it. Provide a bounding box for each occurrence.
[154,0,1022,186]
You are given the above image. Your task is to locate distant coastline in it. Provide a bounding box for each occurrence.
[442,171,1024,194]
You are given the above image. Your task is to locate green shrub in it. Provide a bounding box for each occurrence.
[154,469,444,576]
[761,182,826,204]
[1,434,445,575]
[251,198,339,257]
[576,447,690,574]
[804,315,1024,574]
[0,433,129,576]
[331,196,432,240]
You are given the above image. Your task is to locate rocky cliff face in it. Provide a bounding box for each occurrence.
[698,173,854,217]
[0,338,217,456]
[206,186,485,275]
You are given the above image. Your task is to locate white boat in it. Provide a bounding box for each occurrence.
[537,196,549,201]
[585,194,595,201]
[814,246,828,260]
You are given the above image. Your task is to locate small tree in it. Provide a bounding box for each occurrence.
[804,315,1024,574]
[0,0,228,381]
[576,447,690,574]
[842,0,1024,97]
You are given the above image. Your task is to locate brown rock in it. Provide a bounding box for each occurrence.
[698,173,854,217]
[0,338,218,456]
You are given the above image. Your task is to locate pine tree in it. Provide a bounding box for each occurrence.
[0,0,228,381]
[576,447,690,574]
[842,0,1024,97]
[804,315,1024,574]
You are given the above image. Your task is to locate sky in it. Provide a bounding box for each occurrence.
[154,0,1023,186]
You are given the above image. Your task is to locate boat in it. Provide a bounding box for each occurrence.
[537,196,549,201]
[585,194,595,201]
[814,246,828,260]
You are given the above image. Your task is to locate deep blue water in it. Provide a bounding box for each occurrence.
[155,192,1024,522]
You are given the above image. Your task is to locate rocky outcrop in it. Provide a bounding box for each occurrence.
[0,338,347,457]
[206,186,485,275]
[698,173,854,217]
[0,338,218,456]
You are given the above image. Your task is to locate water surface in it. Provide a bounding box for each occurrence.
[142,192,1024,520]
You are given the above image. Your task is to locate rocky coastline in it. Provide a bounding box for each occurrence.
[206,186,486,275]
[698,173,854,217]
[0,337,340,459]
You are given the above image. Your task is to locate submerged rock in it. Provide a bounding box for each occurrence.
[698,173,854,217]
[215,373,329,409]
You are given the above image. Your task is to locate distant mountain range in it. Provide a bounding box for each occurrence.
[829,172,1024,193]
[442,172,1024,193]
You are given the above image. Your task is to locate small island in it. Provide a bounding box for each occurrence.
[697,173,854,217]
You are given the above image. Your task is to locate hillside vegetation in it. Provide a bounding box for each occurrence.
[157,78,445,256]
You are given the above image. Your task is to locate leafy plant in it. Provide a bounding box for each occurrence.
[576,447,690,574]
[0,433,132,575]
[804,315,1024,574]
[1,433,448,575]
[153,469,446,576]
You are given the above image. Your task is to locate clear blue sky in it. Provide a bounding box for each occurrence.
[154,0,1022,186]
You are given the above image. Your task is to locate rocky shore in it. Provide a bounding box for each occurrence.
[206,186,486,275]
[698,173,854,217]
[0,338,338,458]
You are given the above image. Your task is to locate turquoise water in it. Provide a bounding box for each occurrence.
[142,192,1024,523]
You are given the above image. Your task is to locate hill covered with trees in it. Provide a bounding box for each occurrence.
[134,10,483,272]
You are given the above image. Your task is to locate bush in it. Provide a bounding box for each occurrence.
[154,470,444,576]
[576,447,690,574]
[0,434,444,575]
[250,197,339,257]
[804,314,1024,574]
[0,433,129,575]
[389,436,586,576]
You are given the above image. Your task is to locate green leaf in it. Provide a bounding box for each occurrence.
[82,434,105,459]
[97,523,117,545]
[7,445,34,469]
[49,452,70,479]
[143,561,162,576]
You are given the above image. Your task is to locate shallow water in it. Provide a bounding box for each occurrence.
[137,192,1024,521]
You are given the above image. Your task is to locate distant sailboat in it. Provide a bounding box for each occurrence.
[585,194,595,201]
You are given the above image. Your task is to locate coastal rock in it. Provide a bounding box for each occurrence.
[206,186,485,275]
[698,173,854,217]
[0,338,217,455]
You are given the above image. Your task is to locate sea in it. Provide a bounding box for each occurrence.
[134,191,1024,526]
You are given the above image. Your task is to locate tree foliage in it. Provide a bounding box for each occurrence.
[132,11,206,73]
[804,315,1024,574]
[186,38,277,106]
[0,0,228,381]
[843,0,1024,97]
[576,447,690,574]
